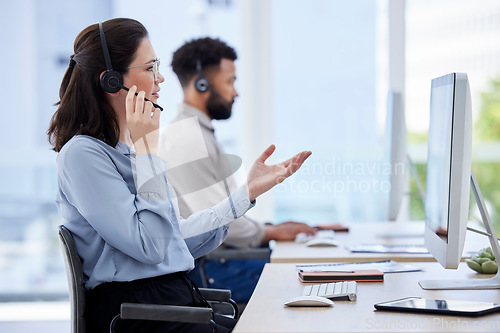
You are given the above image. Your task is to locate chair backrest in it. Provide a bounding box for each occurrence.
[58,225,86,333]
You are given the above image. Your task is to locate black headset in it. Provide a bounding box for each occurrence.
[98,22,123,93]
[96,22,163,111]
[194,58,209,93]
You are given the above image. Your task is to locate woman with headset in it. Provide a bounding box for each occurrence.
[47,18,310,333]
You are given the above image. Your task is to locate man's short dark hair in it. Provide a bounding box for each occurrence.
[171,37,237,88]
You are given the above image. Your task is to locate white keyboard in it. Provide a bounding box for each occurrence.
[302,281,357,301]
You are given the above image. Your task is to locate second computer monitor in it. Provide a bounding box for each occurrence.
[384,90,407,221]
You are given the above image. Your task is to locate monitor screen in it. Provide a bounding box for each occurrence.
[425,77,455,242]
[423,72,472,270]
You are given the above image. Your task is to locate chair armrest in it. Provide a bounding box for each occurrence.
[120,303,213,324]
[198,288,240,319]
[204,248,270,260]
[198,288,231,302]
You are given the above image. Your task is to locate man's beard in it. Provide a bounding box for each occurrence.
[206,90,233,120]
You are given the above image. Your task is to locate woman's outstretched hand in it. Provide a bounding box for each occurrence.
[246,145,312,202]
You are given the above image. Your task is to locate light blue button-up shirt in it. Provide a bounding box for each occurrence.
[56,135,254,289]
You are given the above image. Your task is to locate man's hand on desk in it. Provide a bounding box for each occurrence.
[262,221,317,243]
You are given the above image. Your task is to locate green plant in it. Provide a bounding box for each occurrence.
[466,247,498,274]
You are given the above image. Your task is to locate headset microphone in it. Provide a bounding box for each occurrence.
[112,79,163,111]
[98,22,163,111]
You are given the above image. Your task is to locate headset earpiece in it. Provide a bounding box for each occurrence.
[98,22,123,93]
[100,70,123,93]
[194,59,209,93]
[195,76,209,93]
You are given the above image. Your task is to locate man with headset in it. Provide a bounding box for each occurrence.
[159,37,316,303]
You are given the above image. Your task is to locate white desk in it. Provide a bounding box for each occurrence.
[233,263,500,333]
[271,221,485,263]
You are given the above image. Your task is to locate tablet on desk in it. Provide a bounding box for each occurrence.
[374,297,500,317]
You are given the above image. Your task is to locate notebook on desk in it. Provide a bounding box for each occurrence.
[298,269,384,283]
[297,260,422,274]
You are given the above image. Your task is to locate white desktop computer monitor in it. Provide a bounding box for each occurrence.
[384,90,407,221]
[419,72,500,290]
[424,73,472,269]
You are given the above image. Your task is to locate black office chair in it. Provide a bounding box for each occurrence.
[58,225,238,333]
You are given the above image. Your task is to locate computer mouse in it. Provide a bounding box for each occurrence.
[284,295,334,307]
[295,230,336,243]
[305,238,339,247]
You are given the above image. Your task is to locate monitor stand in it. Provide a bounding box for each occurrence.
[419,173,500,290]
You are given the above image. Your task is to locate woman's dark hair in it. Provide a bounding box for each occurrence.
[48,18,148,152]
[171,37,237,88]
